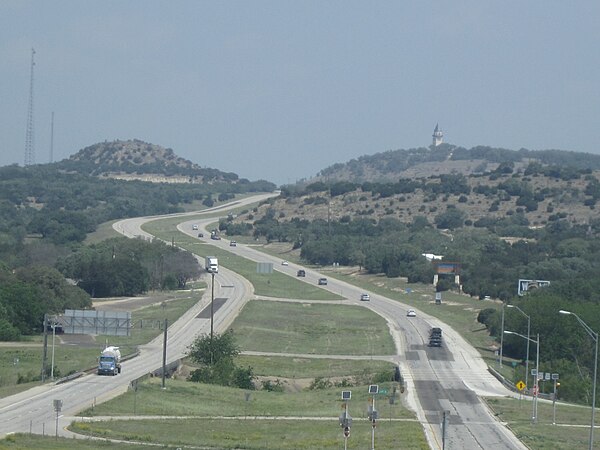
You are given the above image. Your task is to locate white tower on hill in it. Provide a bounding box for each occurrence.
[432,124,443,147]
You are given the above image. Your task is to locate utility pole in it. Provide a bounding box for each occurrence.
[25,48,36,166]
[41,314,48,382]
[210,271,215,365]
[161,319,168,389]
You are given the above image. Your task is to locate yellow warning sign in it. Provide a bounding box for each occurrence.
[516,381,526,391]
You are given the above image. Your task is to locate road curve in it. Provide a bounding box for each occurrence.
[0,193,276,440]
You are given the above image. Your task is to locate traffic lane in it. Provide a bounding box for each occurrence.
[381,301,525,449]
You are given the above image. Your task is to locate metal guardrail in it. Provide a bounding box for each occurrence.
[488,366,553,400]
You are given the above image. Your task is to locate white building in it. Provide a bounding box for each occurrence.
[432,124,443,147]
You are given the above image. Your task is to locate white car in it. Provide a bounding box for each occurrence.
[360,293,370,301]
[407,309,416,317]
[281,260,289,266]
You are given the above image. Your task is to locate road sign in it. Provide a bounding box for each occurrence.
[378,389,388,395]
[545,372,551,381]
[533,385,539,396]
[516,381,526,391]
[552,373,560,380]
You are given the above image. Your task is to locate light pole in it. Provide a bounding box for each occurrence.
[499,302,505,368]
[210,271,215,341]
[50,322,56,380]
[210,271,215,365]
[505,330,539,423]
[507,305,531,391]
[560,310,598,450]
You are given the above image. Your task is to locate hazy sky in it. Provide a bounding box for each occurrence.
[2,2,599,185]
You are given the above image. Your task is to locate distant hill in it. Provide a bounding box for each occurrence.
[315,144,600,183]
[240,144,600,231]
[56,139,241,183]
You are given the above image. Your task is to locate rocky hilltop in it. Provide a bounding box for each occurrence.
[313,144,600,184]
[58,139,239,184]
[241,145,600,230]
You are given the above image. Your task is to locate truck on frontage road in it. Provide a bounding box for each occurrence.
[205,256,219,273]
[97,346,122,376]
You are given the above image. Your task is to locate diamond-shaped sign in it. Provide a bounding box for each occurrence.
[516,381,526,391]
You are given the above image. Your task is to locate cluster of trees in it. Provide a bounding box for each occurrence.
[477,292,600,404]
[0,265,91,340]
[187,330,254,389]
[57,237,202,297]
[282,173,471,200]
[0,234,202,341]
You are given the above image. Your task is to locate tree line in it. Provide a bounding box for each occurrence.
[219,204,600,404]
[0,162,272,340]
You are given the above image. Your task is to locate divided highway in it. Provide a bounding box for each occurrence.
[177,214,526,449]
[0,192,525,449]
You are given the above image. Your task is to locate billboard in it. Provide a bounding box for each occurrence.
[59,309,131,336]
[256,262,274,274]
[517,279,550,296]
[434,262,461,275]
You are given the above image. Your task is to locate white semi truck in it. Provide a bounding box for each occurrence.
[205,256,219,273]
[97,346,122,376]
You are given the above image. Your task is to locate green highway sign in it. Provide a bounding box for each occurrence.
[378,389,388,395]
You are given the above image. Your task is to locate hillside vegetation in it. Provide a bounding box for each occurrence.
[0,140,274,342]
[316,143,600,182]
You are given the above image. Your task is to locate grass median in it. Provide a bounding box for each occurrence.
[232,300,396,356]
[69,377,426,450]
[143,218,343,301]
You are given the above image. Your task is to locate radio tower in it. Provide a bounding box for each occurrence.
[49,111,54,163]
[25,48,36,166]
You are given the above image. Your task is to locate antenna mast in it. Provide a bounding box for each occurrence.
[50,111,54,163]
[25,48,36,166]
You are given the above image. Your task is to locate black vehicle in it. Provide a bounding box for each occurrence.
[429,327,443,347]
[297,269,306,277]
[428,339,442,347]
